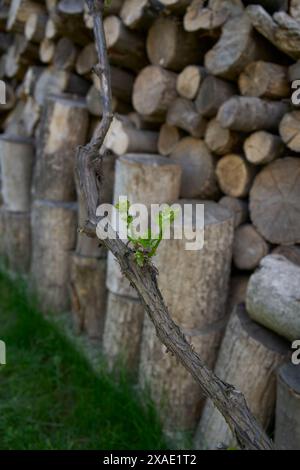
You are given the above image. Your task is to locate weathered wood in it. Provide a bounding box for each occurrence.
[272,245,300,267]
[104,15,147,72]
[219,196,248,228]
[194,304,288,450]
[275,363,300,450]
[216,154,256,198]
[33,95,89,202]
[158,123,183,156]
[184,0,244,32]
[75,42,97,75]
[233,224,269,270]
[34,68,90,106]
[133,65,177,121]
[244,131,284,165]
[147,17,204,72]
[39,38,55,64]
[53,37,77,71]
[205,13,271,79]
[103,292,145,373]
[139,200,234,435]
[205,118,242,156]
[217,96,289,132]
[2,210,31,275]
[105,117,158,156]
[249,157,300,244]
[238,61,289,99]
[170,137,219,199]
[7,0,45,33]
[195,75,236,118]
[30,199,77,313]
[107,153,181,299]
[166,98,207,138]
[70,253,107,339]
[120,0,157,31]
[176,65,207,100]
[0,134,34,212]
[246,254,300,341]
[246,5,300,60]
[3,97,40,138]
[279,111,300,152]
[25,12,47,43]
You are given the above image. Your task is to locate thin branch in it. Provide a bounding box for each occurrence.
[76,0,274,451]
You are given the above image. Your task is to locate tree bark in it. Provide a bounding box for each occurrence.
[166,97,207,138]
[195,75,236,118]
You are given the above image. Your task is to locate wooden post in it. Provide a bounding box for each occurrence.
[246,254,300,341]
[139,201,234,436]
[30,199,77,313]
[2,210,31,275]
[102,292,145,373]
[194,304,288,450]
[33,94,89,202]
[249,158,300,244]
[0,134,34,212]
[275,363,300,450]
[70,254,107,340]
[170,137,219,199]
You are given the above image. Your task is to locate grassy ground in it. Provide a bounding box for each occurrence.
[0,270,167,450]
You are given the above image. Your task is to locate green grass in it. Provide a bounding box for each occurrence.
[0,270,167,450]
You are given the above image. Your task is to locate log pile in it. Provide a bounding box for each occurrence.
[0,0,300,448]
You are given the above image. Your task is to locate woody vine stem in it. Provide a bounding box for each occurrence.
[76,0,274,451]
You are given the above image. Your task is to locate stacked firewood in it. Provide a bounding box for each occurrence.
[0,0,299,449]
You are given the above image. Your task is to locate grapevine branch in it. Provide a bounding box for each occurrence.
[76,0,274,451]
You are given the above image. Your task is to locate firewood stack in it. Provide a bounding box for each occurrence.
[0,0,300,448]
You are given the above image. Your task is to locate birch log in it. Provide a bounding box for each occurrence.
[194,304,288,449]
[103,292,145,373]
[0,135,34,212]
